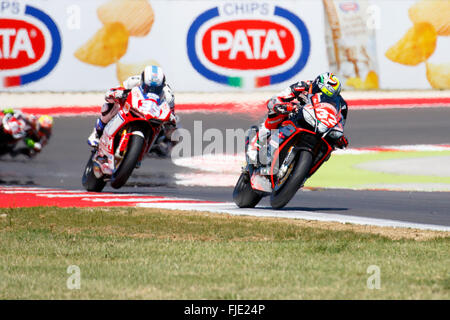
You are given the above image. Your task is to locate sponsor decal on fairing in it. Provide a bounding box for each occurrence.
[0,1,61,87]
[187,2,310,88]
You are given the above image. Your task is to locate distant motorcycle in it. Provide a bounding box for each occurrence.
[233,93,345,209]
[82,87,176,192]
[0,112,52,158]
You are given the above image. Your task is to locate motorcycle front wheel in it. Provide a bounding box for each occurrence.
[82,151,106,192]
[110,133,145,189]
[233,171,263,208]
[270,151,313,209]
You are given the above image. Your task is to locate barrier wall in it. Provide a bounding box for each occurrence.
[1,0,449,92]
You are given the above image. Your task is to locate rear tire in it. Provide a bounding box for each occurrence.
[110,133,145,189]
[233,172,263,208]
[82,152,106,192]
[270,151,313,209]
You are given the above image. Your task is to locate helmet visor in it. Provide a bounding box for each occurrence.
[141,83,163,95]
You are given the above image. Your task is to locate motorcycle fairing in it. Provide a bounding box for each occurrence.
[250,174,272,193]
[97,86,173,175]
[268,124,333,189]
[130,87,171,122]
[2,114,28,140]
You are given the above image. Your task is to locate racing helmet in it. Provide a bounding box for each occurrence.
[312,72,341,97]
[140,65,165,95]
[38,115,53,137]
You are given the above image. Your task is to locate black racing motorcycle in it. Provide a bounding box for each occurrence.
[233,93,346,209]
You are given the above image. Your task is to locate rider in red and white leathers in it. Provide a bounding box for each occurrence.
[87,65,176,152]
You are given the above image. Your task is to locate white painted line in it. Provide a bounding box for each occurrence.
[82,197,168,203]
[82,197,215,203]
[137,202,450,232]
[0,190,85,194]
[38,193,152,198]
[174,173,239,187]
[0,187,56,191]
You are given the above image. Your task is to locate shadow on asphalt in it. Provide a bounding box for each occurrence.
[260,206,349,212]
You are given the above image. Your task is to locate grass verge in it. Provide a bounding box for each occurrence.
[0,207,448,299]
[307,151,450,189]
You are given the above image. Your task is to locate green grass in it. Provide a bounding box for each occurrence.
[307,151,450,189]
[0,207,448,299]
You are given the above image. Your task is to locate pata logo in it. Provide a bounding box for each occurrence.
[0,1,61,87]
[187,2,310,89]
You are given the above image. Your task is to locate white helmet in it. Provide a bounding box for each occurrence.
[140,65,165,95]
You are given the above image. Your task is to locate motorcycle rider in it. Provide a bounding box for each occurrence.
[0,108,53,157]
[248,72,349,165]
[87,65,177,155]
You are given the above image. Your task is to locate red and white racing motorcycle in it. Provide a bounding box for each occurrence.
[233,93,345,209]
[0,112,52,158]
[0,113,28,153]
[82,88,175,192]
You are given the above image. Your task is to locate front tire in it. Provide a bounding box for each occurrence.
[110,133,145,189]
[233,172,263,208]
[270,151,313,209]
[82,151,106,192]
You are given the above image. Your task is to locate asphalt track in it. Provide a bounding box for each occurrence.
[1,107,450,228]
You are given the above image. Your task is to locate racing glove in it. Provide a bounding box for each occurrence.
[25,138,42,152]
[290,81,310,94]
[335,135,349,149]
[274,102,295,115]
[291,81,312,106]
[105,89,127,104]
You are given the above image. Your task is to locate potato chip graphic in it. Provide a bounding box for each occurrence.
[364,70,379,89]
[386,22,437,66]
[345,71,379,90]
[409,0,450,36]
[345,77,364,89]
[75,22,129,67]
[97,0,154,37]
[116,60,160,85]
[426,62,450,89]
[385,22,437,66]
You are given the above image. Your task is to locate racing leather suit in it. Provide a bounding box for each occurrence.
[99,75,175,129]
[90,75,177,149]
[263,80,349,149]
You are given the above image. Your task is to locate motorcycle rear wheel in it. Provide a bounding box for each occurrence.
[110,133,145,189]
[270,151,313,209]
[82,151,106,192]
[233,171,263,208]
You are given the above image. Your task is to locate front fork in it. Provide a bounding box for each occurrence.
[277,145,297,179]
[114,129,149,168]
[115,129,132,160]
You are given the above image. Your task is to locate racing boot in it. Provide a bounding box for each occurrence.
[246,135,260,167]
[246,124,271,167]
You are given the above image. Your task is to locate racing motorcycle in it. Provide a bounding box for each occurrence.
[233,93,345,209]
[0,112,52,158]
[82,88,175,192]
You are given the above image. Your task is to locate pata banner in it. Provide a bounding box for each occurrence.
[0,0,449,92]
